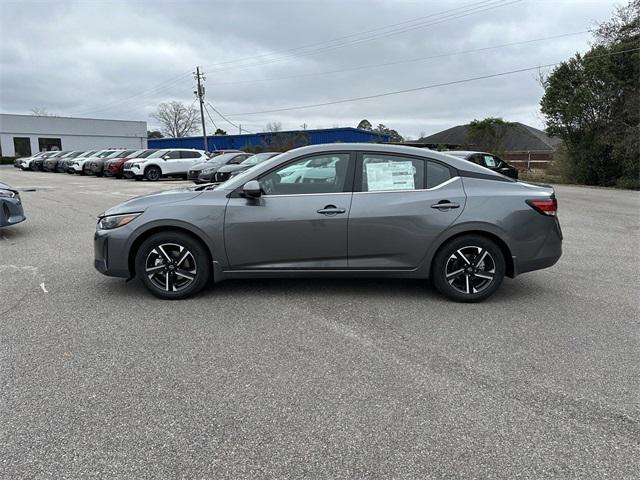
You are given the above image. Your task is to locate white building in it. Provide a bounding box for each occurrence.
[0,113,147,157]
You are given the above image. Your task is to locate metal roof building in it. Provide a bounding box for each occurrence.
[0,113,147,157]
[148,127,390,151]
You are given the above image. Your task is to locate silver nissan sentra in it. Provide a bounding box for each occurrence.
[94,143,562,302]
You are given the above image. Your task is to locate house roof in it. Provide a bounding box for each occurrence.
[419,122,561,152]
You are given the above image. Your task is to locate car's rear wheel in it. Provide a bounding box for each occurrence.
[432,235,505,303]
[144,166,161,181]
[135,232,211,299]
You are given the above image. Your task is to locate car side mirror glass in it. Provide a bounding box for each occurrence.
[242,180,262,197]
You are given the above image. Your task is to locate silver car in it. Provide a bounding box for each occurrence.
[94,144,562,302]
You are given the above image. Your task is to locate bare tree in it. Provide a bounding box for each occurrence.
[152,101,199,138]
[30,107,54,116]
[265,121,282,132]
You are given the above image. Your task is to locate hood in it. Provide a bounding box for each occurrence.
[189,161,210,171]
[217,164,247,173]
[103,188,204,216]
[0,181,17,192]
[194,160,224,171]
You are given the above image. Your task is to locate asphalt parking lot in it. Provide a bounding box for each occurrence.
[1,166,638,479]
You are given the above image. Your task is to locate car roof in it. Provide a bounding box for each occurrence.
[444,150,495,156]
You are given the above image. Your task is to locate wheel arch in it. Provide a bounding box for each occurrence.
[427,226,515,278]
[144,163,163,177]
[127,224,213,278]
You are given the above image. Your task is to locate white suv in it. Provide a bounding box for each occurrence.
[122,149,208,181]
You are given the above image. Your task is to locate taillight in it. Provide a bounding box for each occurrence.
[527,198,558,216]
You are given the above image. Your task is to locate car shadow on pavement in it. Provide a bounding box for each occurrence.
[96,274,552,304]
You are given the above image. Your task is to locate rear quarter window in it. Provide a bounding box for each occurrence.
[426,161,452,188]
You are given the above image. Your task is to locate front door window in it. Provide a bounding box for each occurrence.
[260,153,351,195]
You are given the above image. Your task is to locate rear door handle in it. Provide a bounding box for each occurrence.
[317,205,346,216]
[431,201,460,210]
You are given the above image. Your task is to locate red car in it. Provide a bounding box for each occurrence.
[104,149,157,178]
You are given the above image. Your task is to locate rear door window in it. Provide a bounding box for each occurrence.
[361,154,425,192]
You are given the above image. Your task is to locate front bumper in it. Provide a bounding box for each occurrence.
[197,172,215,183]
[0,197,26,227]
[187,169,202,181]
[94,226,134,278]
[87,164,104,175]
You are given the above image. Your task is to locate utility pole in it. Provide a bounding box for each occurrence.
[194,66,208,152]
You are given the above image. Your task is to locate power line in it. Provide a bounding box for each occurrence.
[208,31,589,87]
[202,102,218,130]
[224,48,640,117]
[201,0,499,70]
[71,71,192,116]
[207,102,255,134]
[202,0,520,72]
[68,0,516,118]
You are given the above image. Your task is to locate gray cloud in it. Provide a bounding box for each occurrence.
[0,0,617,138]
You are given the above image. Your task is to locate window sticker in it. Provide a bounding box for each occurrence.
[365,161,415,191]
[484,155,497,167]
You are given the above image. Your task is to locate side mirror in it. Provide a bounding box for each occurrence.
[242,180,262,197]
[162,155,170,160]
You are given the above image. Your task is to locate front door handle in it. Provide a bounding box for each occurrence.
[431,201,460,210]
[317,205,346,216]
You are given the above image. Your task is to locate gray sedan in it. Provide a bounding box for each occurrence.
[94,143,562,302]
[0,181,26,227]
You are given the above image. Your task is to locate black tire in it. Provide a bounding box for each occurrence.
[144,166,161,181]
[432,234,505,303]
[135,232,211,300]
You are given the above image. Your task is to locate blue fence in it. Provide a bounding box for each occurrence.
[148,127,390,151]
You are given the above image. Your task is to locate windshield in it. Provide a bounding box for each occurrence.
[147,150,169,159]
[105,150,127,158]
[79,151,97,158]
[116,150,136,158]
[241,153,278,166]
[96,150,116,158]
[133,149,156,159]
[66,151,84,158]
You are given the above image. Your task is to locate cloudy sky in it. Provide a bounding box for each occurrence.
[0,0,619,138]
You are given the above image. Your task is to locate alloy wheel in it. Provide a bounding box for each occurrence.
[146,167,160,181]
[145,243,197,292]
[445,246,496,295]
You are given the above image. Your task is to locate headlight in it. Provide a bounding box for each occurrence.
[97,213,141,230]
[0,189,16,198]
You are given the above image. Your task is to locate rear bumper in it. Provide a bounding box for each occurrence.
[515,218,562,275]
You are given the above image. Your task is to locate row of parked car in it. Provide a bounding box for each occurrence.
[13,148,283,184]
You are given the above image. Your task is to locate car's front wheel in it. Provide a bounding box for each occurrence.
[432,235,505,302]
[144,166,161,181]
[135,232,211,299]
